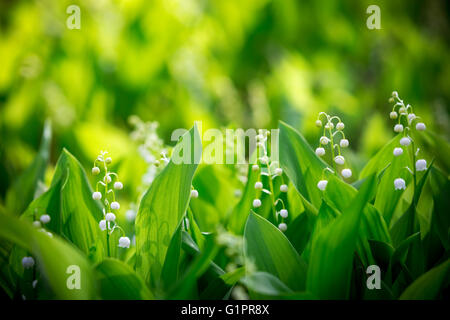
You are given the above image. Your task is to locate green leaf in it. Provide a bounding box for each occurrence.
[244,211,307,291]
[242,272,293,298]
[360,135,401,179]
[228,164,259,234]
[306,174,376,299]
[51,149,105,262]
[161,223,182,291]
[279,121,328,208]
[95,258,153,300]
[6,120,52,215]
[135,124,202,287]
[400,259,450,300]
[0,210,96,299]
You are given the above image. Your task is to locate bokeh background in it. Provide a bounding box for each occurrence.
[1,0,449,200]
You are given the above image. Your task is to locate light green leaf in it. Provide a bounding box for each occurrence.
[279,121,328,208]
[135,124,202,287]
[95,258,153,300]
[306,174,376,299]
[244,211,307,291]
[6,120,52,215]
[51,149,105,262]
[0,211,96,299]
[400,259,450,300]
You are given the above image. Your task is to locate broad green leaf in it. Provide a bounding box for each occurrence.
[228,164,259,234]
[360,135,401,179]
[135,124,202,287]
[0,211,96,299]
[242,271,293,298]
[306,174,376,299]
[279,121,328,208]
[244,211,307,291]
[95,258,153,300]
[161,223,182,291]
[6,120,52,215]
[51,149,105,262]
[199,267,245,300]
[400,259,450,300]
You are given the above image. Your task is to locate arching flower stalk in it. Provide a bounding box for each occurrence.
[388,91,428,195]
[252,130,289,232]
[92,151,130,256]
[314,112,352,189]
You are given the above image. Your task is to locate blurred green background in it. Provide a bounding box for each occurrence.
[1,0,449,199]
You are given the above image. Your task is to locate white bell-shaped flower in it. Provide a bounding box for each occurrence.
[280,184,288,192]
[22,256,35,269]
[105,212,116,222]
[254,182,263,189]
[416,122,426,131]
[99,220,107,231]
[340,139,349,148]
[394,124,404,133]
[190,189,199,198]
[278,223,287,232]
[40,214,51,224]
[110,201,120,210]
[394,178,406,190]
[114,181,123,190]
[92,192,102,200]
[415,159,427,172]
[315,147,325,157]
[334,155,345,165]
[118,236,131,248]
[341,168,352,178]
[393,147,403,156]
[400,137,411,146]
[253,199,262,208]
[279,209,288,218]
[317,180,328,191]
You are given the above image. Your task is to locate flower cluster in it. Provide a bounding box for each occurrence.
[389,91,427,190]
[314,112,352,191]
[92,151,130,254]
[251,130,289,232]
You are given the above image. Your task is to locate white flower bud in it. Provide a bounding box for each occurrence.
[336,122,345,130]
[274,168,283,176]
[126,209,136,222]
[317,180,328,191]
[110,201,120,210]
[114,181,123,190]
[40,214,51,224]
[399,106,407,114]
[392,91,398,98]
[278,223,287,232]
[280,184,288,192]
[252,164,259,171]
[341,168,352,178]
[32,280,38,288]
[393,147,403,156]
[92,192,102,200]
[320,136,330,145]
[394,178,406,190]
[99,220,107,231]
[325,122,334,130]
[400,137,411,146]
[32,221,41,228]
[394,124,404,133]
[254,182,263,189]
[279,209,288,218]
[334,155,345,165]
[104,175,112,184]
[416,122,426,131]
[340,139,349,148]
[390,111,398,119]
[415,159,427,172]
[315,120,322,127]
[22,257,35,269]
[315,147,325,157]
[253,199,262,208]
[105,157,112,164]
[190,189,199,198]
[408,113,416,123]
[234,189,242,198]
[92,167,100,175]
[105,212,116,222]
[118,236,131,248]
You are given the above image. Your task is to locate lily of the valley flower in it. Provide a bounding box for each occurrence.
[400,137,411,146]
[254,181,263,189]
[92,192,102,200]
[253,199,262,208]
[340,139,349,148]
[92,167,100,175]
[118,236,131,248]
[114,181,123,190]
[278,223,287,232]
[99,220,107,231]
[317,180,328,191]
[393,147,403,156]
[315,147,325,157]
[190,189,199,198]
[341,168,352,178]
[334,155,345,165]
[280,184,288,192]
[110,201,120,210]
[394,124,404,133]
[279,209,288,218]
[22,257,35,269]
[105,212,116,222]
[415,159,427,171]
[394,178,406,190]
[40,214,51,224]
[416,122,426,131]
